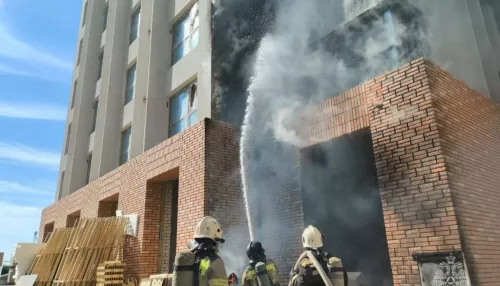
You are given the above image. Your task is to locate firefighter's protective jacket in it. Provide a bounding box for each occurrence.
[241,259,280,286]
[290,253,347,286]
[197,253,228,286]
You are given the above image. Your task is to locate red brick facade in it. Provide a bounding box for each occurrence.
[307,58,500,285]
[430,66,500,284]
[40,59,500,285]
[39,119,247,280]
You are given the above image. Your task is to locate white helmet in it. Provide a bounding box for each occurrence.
[194,216,224,242]
[302,225,323,249]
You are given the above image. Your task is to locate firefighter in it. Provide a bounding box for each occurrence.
[289,226,348,286]
[172,216,228,286]
[241,241,280,286]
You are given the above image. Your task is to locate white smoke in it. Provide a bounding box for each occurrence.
[238,0,423,280]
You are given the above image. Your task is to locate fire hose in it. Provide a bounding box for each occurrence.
[288,251,332,286]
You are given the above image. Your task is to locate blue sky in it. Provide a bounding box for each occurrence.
[0,0,80,258]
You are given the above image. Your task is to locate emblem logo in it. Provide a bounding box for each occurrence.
[432,254,468,286]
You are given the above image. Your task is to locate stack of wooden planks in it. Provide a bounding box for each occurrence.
[28,217,128,286]
[27,228,73,286]
[96,261,125,286]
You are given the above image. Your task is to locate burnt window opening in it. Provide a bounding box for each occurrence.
[189,83,197,109]
[169,82,198,137]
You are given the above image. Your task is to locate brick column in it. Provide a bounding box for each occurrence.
[176,121,208,252]
[367,58,461,285]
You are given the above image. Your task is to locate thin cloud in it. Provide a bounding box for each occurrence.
[0,201,42,253]
[0,11,73,80]
[0,141,60,169]
[0,100,67,121]
[0,180,54,195]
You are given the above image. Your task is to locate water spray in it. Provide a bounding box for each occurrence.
[239,84,257,242]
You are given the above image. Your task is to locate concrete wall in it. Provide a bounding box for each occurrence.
[57,0,212,200]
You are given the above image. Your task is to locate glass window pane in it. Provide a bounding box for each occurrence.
[188,111,197,127]
[103,5,108,31]
[173,16,187,47]
[191,29,199,50]
[173,44,184,65]
[77,40,83,66]
[125,64,136,105]
[71,80,78,109]
[130,8,140,43]
[82,1,88,26]
[169,91,189,122]
[191,3,199,29]
[92,100,98,133]
[120,127,131,165]
[169,119,186,137]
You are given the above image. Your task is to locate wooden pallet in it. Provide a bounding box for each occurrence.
[96,261,125,286]
[27,228,73,286]
[28,217,128,286]
[52,217,128,286]
[139,274,172,286]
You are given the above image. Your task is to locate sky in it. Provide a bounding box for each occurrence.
[0,0,81,259]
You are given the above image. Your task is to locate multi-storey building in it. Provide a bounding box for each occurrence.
[58,0,211,199]
[40,0,500,284]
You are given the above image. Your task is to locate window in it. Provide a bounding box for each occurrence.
[71,80,78,109]
[77,40,83,66]
[82,1,88,27]
[169,83,197,137]
[125,64,136,105]
[172,3,199,64]
[97,50,104,80]
[86,153,92,184]
[120,127,132,165]
[65,123,72,155]
[130,7,141,43]
[92,100,99,133]
[103,4,108,32]
[58,172,65,199]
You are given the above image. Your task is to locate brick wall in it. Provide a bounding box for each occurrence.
[158,182,174,273]
[205,120,250,276]
[39,119,246,281]
[428,63,500,285]
[307,58,465,285]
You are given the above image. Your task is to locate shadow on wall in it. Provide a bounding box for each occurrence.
[300,128,393,286]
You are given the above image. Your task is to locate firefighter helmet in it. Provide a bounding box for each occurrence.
[302,225,323,249]
[194,216,224,242]
[246,241,266,261]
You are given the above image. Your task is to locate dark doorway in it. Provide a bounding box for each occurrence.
[157,180,179,273]
[299,128,393,286]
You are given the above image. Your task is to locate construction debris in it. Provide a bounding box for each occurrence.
[28,217,127,286]
[96,261,125,286]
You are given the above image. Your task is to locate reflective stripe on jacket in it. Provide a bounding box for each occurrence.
[198,255,228,286]
[241,260,280,286]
